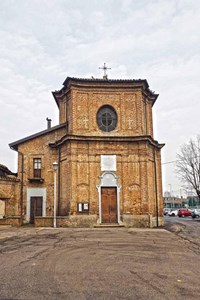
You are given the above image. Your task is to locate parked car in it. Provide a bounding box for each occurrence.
[168,209,178,216]
[192,209,200,218]
[178,208,192,217]
[163,208,171,215]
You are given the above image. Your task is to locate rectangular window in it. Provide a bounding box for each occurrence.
[33,158,41,178]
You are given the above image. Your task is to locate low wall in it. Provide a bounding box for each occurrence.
[0,216,21,226]
[122,214,164,228]
[1,215,164,228]
[34,215,98,228]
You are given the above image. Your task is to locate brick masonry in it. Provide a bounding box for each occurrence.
[2,77,164,227]
[0,177,20,224]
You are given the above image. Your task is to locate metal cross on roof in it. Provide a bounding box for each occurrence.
[99,63,111,79]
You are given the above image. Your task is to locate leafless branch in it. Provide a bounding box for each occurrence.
[176,135,200,199]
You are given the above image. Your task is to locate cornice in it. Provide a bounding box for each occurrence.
[52,76,158,106]
[49,134,165,149]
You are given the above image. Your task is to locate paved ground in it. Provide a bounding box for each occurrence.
[164,215,200,248]
[0,222,200,300]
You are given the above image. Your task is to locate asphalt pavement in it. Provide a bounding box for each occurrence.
[0,220,200,300]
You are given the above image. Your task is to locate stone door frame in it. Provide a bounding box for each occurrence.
[97,172,121,224]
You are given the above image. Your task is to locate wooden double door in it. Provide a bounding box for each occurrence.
[101,187,117,223]
[30,197,43,224]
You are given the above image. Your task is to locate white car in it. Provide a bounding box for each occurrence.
[168,209,178,216]
[192,209,200,218]
[163,208,171,215]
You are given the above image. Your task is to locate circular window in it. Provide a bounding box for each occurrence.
[97,105,117,132]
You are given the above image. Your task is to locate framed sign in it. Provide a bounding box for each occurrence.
[77,203,89,213]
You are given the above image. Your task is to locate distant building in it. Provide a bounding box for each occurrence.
[187,196,200,207]
[163,196,188,208]
[1,74,164,227]
[0,164,19,221]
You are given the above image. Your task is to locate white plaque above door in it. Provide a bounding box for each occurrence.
[101,155,116,171]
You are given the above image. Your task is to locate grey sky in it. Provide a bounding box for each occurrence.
[0,0,200,196]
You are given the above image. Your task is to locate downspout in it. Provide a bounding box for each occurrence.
[58,147,61,215]
[153,148,159,227]
[10,147,24,225]
[145,97,148,135]
[66,95,68,131]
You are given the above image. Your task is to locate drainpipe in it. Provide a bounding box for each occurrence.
[145,97,148,135]
[58,147,61,215]
[153,148,159,227]
[10,147,24,226]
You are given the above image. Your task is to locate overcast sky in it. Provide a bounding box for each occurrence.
[0,0,199,196]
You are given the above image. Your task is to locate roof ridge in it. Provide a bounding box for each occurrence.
[9,123,66,151]
[65,76,145,82]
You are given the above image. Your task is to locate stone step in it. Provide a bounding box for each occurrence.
[94,224,125,228]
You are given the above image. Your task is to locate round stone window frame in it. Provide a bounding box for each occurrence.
[96,105,118,132]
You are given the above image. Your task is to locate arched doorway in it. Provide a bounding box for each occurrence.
[97,172,121,224]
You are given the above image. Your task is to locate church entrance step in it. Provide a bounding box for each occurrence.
[94,224,125,228]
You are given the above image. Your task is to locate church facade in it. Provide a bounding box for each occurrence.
[6,75,164,227]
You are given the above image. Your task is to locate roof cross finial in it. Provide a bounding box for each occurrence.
[99,62,111,79]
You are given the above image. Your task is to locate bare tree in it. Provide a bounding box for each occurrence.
[176,136,200,200]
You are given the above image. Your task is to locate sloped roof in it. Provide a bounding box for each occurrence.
[52,76,159,107]
[9,123,66,151]
[0,164,16,176]
[62,76,149,86]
